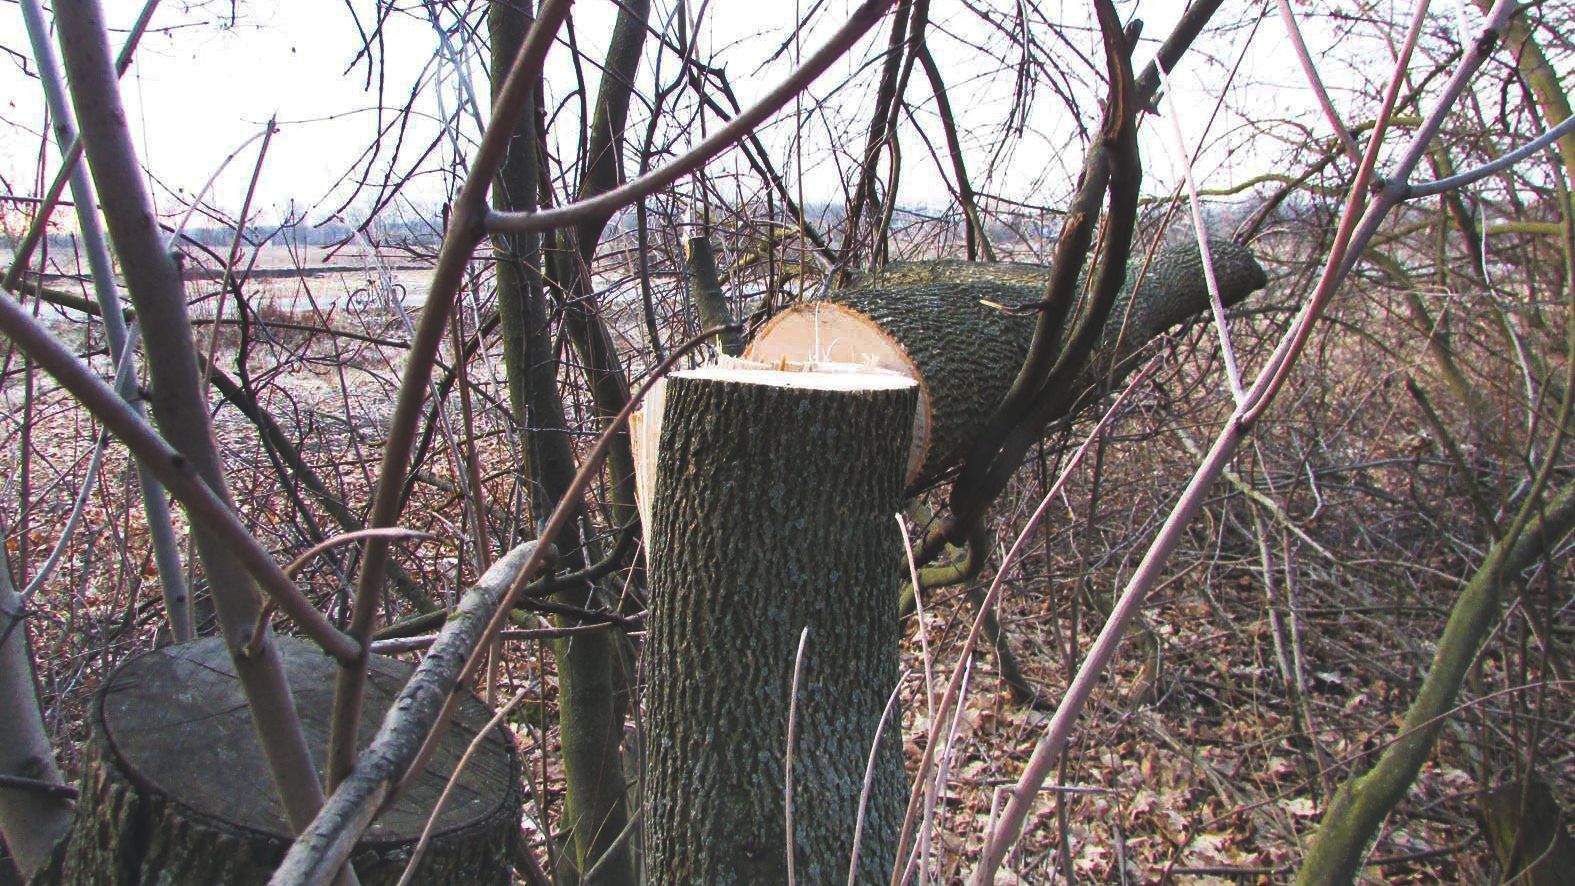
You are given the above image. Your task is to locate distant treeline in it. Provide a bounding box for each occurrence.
[34,195,1282,256]
[42,218,443,252]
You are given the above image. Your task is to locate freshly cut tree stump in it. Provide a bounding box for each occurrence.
[745,238,1268,489]
[38,637,521,885]
[640,363,917,884]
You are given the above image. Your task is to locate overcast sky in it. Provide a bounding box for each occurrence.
[0,1,1467,234]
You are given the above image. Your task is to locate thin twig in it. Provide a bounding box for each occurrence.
[1155,61,1245,403]
[0,229,358,662]
[201,117,278,387]
[394,684,541,886]
[1274,0,1364,165]
[849,671,907,886]
[164,126,272,253]
[1,0,162,291]
[484,0,898,236]
[19,328,140,600]
[286,529,435,579]
[331,0,576,791]
[889,361,1153,886]
[368,622,614,655]
[785,626,810,886]
[1407,113,1575,198]
[270,541,550,886]
[970,4,1523,878]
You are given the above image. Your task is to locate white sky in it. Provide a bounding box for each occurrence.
[0,1,1478,232]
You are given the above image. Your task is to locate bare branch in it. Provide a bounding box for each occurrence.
[331,0,576,791]
[971,3,1524,877]
[271,541,549,886]
[485,0,900,236]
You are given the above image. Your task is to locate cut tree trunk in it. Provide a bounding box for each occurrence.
[35,637,521,885]
[745,239,1268,489]
[639,363,917,884]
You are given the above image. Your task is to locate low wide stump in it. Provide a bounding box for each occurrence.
[37,636,522,885]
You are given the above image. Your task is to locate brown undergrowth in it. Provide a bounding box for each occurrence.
[4,225,1571,882]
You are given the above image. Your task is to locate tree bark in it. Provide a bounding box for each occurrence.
[642,365,916,883]
[33,637,521,886]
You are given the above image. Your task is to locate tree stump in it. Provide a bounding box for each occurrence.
[37,637,521,885]
[639,363,917,884]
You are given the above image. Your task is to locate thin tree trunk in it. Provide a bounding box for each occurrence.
[0,571,73,878]
[18,0,191,642]
[550,0,652,542]
[1297,479,1575,884]
[53,0,324,834]
[916,42,994,262]
[836,0,913,273]
[684,235,744,357]
[489,4,637,882]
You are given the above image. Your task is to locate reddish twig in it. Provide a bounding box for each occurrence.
[970,3,1522,879]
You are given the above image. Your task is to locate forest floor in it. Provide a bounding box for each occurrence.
[7,242,1571,884]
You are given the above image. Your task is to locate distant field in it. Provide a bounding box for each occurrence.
[9,242,436,315]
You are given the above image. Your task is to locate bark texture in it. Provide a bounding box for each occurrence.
[643,368,916,884]
[857,239,1270,388]
[747,239,1268,488]
[34,637,520,885]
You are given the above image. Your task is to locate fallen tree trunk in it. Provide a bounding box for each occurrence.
[640,363,916,883]
[745,280,1037,490]
[35,637,521,885]
[745,239,1268,489]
